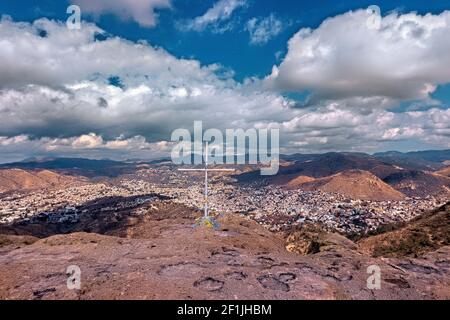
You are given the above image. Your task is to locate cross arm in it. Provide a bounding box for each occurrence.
[178,169,236,172]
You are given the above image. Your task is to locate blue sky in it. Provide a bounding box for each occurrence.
[2,0,449,81]
[0,0,449,161]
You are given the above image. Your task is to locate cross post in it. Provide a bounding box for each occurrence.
[178,142,235,226]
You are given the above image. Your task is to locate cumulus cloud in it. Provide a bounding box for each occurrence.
[0,17,291,142]
[0,13,449,162]
[274,105,450,153]
[246,14,284,45]
[0,17,218,90]
[71,133,104,149]
[179,0,246,33]
[0,81,291,141]
[266,10,450,101]
[70,0,171,27]
[0,133,172,163]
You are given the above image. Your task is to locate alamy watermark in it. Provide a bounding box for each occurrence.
[367,265,381,290]
[66,265,81,290]
[171,121,280,175]
[366,5,381,30]
[66,5,81,30]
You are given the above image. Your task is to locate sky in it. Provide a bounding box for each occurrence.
[0,0,449,162]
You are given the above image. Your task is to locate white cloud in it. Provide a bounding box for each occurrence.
[0,17,220,90]
[0,14,449,162]
[275,105,450,152]
[70,0,171,27]
[266,10,450,101]
[246,14,284,45]
[180,0,246,33]
[0,133,173,163]
[72,133,104,149]
[0,17,291,142]
[0,135,29,146]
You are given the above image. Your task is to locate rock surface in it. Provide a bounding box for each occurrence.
[0,207,449,300]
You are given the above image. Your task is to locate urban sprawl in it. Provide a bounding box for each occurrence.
[0,167,445,235]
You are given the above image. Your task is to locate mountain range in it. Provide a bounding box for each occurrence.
[238,150,450,200]
[0,150,449,200]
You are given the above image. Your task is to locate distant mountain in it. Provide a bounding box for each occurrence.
[0,169,83,194]
[382,170,450,198]
[236,151,450,199]
[279,153,323,163]
[288,170,406,201]
[0,158,136,178]
[147,158,173,165]
[0,157,124,169]
[279,150,450,175]
[373,150,450,170]
[237,152,401,183]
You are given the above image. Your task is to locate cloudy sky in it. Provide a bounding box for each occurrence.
[0,0,449,162]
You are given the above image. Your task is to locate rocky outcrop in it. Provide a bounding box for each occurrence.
[358,203,450,258]
[0,206,449,300]
[286,225,357,255]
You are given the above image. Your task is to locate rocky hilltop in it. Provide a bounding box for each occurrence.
[0,200,449,300]
[358,202,450,258]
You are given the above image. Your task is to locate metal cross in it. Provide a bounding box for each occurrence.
[178,142,235,221]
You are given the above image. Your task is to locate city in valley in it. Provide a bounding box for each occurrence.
[0,165,446,235]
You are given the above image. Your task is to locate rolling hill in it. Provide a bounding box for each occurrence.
[374,150,450,170]
[382,170,450,198]
[285,175,315,188]
[0,158,136,178]
[288,170,406,201]
[358,202,450,257]
[236,152,450,198]
[0,169,84,194]
[237,152,401,184]
[436,166,450,177]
